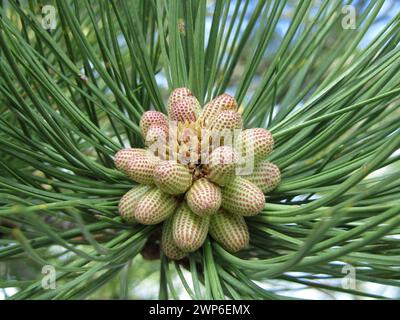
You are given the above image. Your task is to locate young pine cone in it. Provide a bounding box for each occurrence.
[115,88,280,259]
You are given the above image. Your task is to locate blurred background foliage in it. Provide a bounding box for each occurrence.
[0,0,399,299]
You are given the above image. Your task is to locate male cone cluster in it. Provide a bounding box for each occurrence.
[115,88,281,260]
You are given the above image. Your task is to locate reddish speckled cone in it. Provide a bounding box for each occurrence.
[200,93,237,127]
[133,187,178,225]
[237,128,274,163]
[161,216,187,260]
[167,87,193,113]
[153,160,192,195]
[209,110,242,131]
[118,185,152,222]
[114,87,280,256]
[114,148,147,173]
[144,124,169,147]
[244,161,281,193]
[169,96,201,122]
[126,152,158,185]
[140,111,169,138]
[209,210,249,252]
[186,178,222,216]
[207,146,238,186]
[221,177,265,216]
[172,203,209,252]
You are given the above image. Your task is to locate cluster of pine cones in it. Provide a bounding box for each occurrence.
[115,88,280,260]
